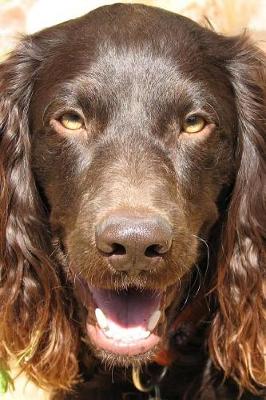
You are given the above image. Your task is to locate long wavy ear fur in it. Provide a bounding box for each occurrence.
[210,34,266,395]
[0,39,78,389]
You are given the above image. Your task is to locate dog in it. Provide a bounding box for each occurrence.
[0,3,265,399]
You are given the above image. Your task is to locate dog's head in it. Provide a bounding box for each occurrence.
[0,4,265,394]
[30,4,237,364]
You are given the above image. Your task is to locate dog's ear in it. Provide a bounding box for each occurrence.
[210,35,266,394]
[0,38,78,389]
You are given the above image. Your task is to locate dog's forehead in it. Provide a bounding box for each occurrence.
[36,3,212,78]
[84,44,183,92]
[31,3,234,125]
[74,3,201,42]
[34,6,219,97]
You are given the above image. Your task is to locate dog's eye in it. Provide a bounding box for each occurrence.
[183,115,206,133]
[60,113,84,130]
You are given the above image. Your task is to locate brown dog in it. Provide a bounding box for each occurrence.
[0,3,265,399]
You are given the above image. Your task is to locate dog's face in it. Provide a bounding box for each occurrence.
[30,4,236,364]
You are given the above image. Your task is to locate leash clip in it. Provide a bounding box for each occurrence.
[132,365,167,400]
[148,385,162,400]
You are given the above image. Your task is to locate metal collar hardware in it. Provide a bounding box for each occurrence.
[132,365,168,400]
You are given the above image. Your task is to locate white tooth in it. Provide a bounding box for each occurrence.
[104,330,113,339]
[147,310,161,331]
[141,330,151,339]
[121,336,131,343]
[95,308,108,330]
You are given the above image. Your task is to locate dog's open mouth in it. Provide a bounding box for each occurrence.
[86,287,163,356]
[73,275,179,358]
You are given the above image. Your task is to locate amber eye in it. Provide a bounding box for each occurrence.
[60,113,84,130]
[183,115,206,133]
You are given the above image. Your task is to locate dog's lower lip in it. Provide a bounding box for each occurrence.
[86,323,160,356]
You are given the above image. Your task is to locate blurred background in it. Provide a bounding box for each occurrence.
[0,0,266,60]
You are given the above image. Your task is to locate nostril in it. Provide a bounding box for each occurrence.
[145,243,169,258]
[111,243,126,256]
[98,242,127,256]
[145,245,160,258]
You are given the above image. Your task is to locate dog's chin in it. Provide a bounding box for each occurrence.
[91,346,158,368]
[75,279,179,366]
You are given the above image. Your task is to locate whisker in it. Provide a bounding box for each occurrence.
[192,234,210,281]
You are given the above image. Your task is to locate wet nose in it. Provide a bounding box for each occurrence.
[95,211,173,273]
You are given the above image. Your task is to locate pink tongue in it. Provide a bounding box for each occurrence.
[89,287,161,328]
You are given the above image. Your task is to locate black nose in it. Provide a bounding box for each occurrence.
[95,210,173,274]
